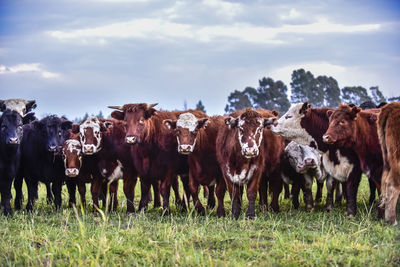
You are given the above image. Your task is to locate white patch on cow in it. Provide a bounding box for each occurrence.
[322,150,353,182]
[237,117,264,158]
[107,160,123,182]
[80,117,102,153]
[63,139,82,168]
[177,113,198,132]
[225,163,258,185]
[271,103,315,146]
[2,99,29,116]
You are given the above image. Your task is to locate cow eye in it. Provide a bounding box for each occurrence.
[1,125,6,131]
[58,131,62,137]
[285,115,292,119]
[139,118,145,124]
[18,125,23,131]
[81,135,85,142]
[340,119,345,124]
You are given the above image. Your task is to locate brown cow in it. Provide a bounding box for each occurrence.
[216,108,281,219]
[109,103,190,215]
[378,102,400,225]
[163,112,226,217]
[323,104,383,218]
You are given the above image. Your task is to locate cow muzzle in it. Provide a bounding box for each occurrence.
[125,135,137,144]
[304,158,315,166]
[48,145,57,152]
[297,164,307,173]
[7,137,19,145]
[178,144,194,155]
[82,145,95,155]
[322,135,335,144]
[65,168,79,177]
[242,147,259,158]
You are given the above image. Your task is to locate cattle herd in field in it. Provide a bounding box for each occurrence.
[0,98,399,225]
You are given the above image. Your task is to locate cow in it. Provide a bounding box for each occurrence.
[0,109,35,216]
[322,104,384,218]
[377,102,400,225]
[0,99,36,117]
[284,141,328,209]
[14,115,73,211]
[271,102,362,217]
[216,108,283,219]
[163,112,226,216]
[109,103,190,215]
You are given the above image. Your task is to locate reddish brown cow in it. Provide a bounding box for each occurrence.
[109,103,190,214]
[323,104,383,218]
[163,112,226,217]
[378,102,400,225]
[216,108,280,219]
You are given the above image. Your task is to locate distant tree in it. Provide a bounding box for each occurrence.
[369,86,386,105]
[388,96,400,102]
[341,86,372,106]
[184,100,188,111]
[195,100,206,113]
[316,75,341,108]
[97,110,104,119]
[255,77,290,114]
[225,90,252,113]
[290,69,324,107]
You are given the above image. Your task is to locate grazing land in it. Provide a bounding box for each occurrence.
[0,176,399,266]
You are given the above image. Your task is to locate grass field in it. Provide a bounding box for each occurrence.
[1,176,399,266]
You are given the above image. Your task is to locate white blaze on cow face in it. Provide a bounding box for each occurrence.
[63,139,82,177]
[272,103,315,146]
[225,163,258,185]
[175,113,199,154]
[80,117,102,155]
[238,117,264,158]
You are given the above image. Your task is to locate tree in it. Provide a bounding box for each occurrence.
[388,96,400,102]
[290,69,324,107]
[255,77,290,114]
[195,100,206,113]
[224,90,252,113]
[97,110,104,119]
[316,75,341,108]
[341,86,372,106]
[369,86,386,105]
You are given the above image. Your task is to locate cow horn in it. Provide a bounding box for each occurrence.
[108,106,123,111]
[147,103,158,109]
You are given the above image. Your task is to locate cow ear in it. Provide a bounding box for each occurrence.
[25,100,37,113]
[225,116,238,128]
[197,118,209,130]
[163,119,177,130]
[71,123,80,134]
[350,106,361,119]
[145,108,157,119]
[101,120,113,131]
[0,100,5,112]
[326,110,334,118]
[33,120,44,130]
[264,117,278,129]
[111,111,124,121]
[271,110,279,117]
[61,120,73,130]
[299,102,311,115]
[23,113,36,124]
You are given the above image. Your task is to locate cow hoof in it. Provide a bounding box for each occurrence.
[306,205,313,211]
[347,214,355,219]
[245,212,255,219]
[217,209,226,218]
[325,204,333,212]
[3,209,13,217]
[162,209,170,216]
[196,206,206,216]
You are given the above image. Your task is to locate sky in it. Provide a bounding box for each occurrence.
[1,0,399,118]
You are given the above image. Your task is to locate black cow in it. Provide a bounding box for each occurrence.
[0,109,35,215]
[14,115,73,211]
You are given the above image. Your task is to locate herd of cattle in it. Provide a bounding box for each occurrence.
[0,98,399,225]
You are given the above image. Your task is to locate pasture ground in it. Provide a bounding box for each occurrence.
[0,176,399,266]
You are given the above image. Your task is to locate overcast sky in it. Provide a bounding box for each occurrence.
[1,0,399,118]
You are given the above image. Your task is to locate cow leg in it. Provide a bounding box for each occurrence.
[123,174,137,213]
[206,185,216,210]
[179,173,191,210]
[66,179,77,207]
[382,170,399,225]
[161,172,174,216]
[269,173,282,213]
[344,170,361,217]
[14,175,24,210]
[45,182,54,204]
[138,181,151,211]
[335,182,343,203]
[51,180,62,210]
[25,179,37,212]
[77,182,87,207]
[152,181,161,208]
[368,178,377,205]
[291,182,300,209]
[315,181,323,203]
[246,173,261,219]
[303,174,314,211]
[258,174,268,211]
[203,185,209,198]
[90,178,102,211]
[325,176,335,212]
[0,178,14,216]
[283,183,290,199]
[225,178,242,220]
[188,172,204,215]
[108,181,119,211]
[216,180,226,218]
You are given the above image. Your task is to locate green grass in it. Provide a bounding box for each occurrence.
[1,176,399,266]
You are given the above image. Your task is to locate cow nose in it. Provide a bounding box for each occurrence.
[305,158,314,165]
[9,137,19,144]
[83,145,94,154]
[48,145,57,152]
[126,135,137,144]
[65,168,79,177]
[322,135,333,144]
[297,164,305,172]
[243,148,258,158]
[179,145,192,154]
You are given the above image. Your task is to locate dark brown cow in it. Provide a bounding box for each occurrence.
[163,112,226,217]
[378,102,400,225]
[216,108,281,219]
[109,103,190,214]
[323,104,383,218]
[271,102,362,217]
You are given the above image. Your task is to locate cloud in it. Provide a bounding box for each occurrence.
[47,17,380,45]
[280,8,302,20]
[202,0,242,20]
[0,63,60,79]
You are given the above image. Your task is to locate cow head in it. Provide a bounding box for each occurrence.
[78,117,104,155]
[323,104,360,146]
[285,141,319,173]
[0,99,37,117]
[34,115,73,153]
[0,110,33,146]
[109,103,157,145]
[62,133,82,177]
[225,109,270,158]
[163,112,209,154]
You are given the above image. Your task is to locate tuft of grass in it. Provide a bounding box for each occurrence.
[0,176,399,266]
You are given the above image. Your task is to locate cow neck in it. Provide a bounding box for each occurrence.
[300,108,331,152]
